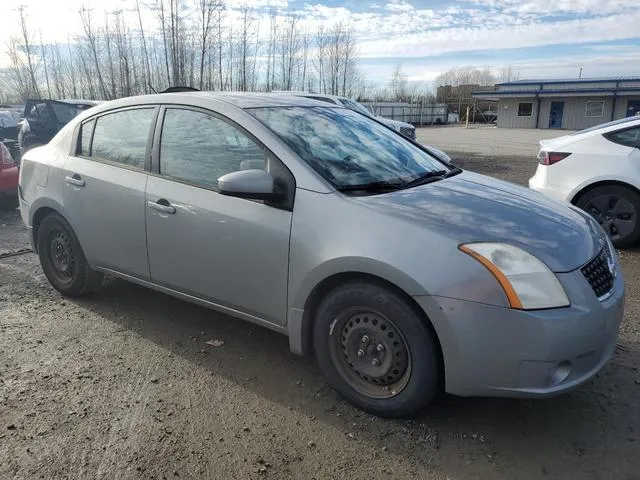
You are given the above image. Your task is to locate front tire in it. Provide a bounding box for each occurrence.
[313,281,440,418]
[575,185,640,248]
[37,213,103,296]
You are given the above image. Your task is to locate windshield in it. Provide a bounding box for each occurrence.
[340,98,372,117]
[250,106,449,189]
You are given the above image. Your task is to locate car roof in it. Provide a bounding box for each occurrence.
[271,91,346,103]
[162,91,340,109]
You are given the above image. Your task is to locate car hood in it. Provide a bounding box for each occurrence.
[353,171,603,272]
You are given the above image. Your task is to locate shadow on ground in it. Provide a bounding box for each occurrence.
[73,278,640,478]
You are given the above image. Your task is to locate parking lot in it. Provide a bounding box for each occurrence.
[1,126,639,480]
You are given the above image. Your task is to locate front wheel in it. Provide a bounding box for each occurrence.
[37,213,103,296]
[313,281,440,418]
[575,185,640,248]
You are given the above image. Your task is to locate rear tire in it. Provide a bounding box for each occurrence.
[37,213,103,296]
[575,185,640,248]
[313,281,440,418]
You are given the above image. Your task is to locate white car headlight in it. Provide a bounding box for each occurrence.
[459,243,570,310]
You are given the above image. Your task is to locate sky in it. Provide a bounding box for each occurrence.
[2,0,640,87]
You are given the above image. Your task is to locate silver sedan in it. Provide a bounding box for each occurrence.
[19,93,624,417]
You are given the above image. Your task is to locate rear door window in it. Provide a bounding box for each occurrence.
[90,108,155,169]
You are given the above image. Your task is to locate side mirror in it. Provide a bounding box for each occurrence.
[218,169,279,201]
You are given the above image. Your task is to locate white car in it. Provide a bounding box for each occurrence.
[530,116,640,247]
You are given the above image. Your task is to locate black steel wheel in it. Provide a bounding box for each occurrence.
[329,308,412,399]
[576,185,640,248]
[313,281,440,418]
[47,228,76,286]
[37,213,103,296]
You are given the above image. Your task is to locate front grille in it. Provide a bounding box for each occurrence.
[581,248,614,299]
[400,126,415,140]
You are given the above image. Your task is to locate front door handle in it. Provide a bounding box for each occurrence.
[65,175,85,187]
[147,200,176,215]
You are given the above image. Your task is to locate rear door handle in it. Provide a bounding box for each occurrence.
[65,175,85,187]
[147,200,176,215]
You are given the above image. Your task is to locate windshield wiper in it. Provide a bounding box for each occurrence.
[337,180,405,193]
[403,168,460,189]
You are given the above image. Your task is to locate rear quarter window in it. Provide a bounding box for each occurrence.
[90,108,154,169]
[604,126,640,148]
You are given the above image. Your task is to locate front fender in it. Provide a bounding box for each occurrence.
[289,256,429,312]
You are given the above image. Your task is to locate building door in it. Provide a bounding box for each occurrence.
[627,101,640,117]
[548,102,565,128]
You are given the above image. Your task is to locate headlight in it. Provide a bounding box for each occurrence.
[459,243,570,310]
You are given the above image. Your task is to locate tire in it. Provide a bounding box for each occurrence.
[313,281,440,418]
[36,213,103,296]
[575,185,640,248]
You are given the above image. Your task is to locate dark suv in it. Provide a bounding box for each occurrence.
[18,99,99,160]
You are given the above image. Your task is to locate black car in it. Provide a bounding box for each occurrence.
[18,99,99,160]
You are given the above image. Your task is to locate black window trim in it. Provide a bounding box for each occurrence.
[604,124,640,148]
[517,102,533,117]
[73,105,159,173]
[151,104,296,211]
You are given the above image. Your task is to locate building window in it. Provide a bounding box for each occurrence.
[585,101,604,117]
[517,103,533,117]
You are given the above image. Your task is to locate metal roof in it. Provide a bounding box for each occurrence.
[499,76,640,86]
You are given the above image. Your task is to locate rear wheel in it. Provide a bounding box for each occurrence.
[575,185,640,248]
[37,213,103,296]
[313,281,440,418]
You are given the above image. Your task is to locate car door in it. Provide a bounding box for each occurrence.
[145,106,293,325]
[63,106,157,279]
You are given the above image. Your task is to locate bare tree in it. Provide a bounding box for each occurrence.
[3,2,365,101]
[197,0,222,90]
[214,5,225,89]
[79,7,108,99]
[498,65,520,83]
[39,32,52,98]
[238,5,255,92]
[18,6,40,98]
[135,0,152,93]
[278,15,302,91]
[390,64,408,100]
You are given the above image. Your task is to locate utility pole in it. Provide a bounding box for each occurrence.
[579,67,583,79]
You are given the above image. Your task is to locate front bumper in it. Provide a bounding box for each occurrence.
[415,267,624,398]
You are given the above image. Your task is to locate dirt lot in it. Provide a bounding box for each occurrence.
[1,128,640,479]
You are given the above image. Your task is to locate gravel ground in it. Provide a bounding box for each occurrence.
[1,131,640,479]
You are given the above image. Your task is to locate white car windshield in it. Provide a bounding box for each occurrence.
[250,106,450,189]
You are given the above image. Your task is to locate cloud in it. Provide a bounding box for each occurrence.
[1,0,639,85]
[354,12,640,59]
